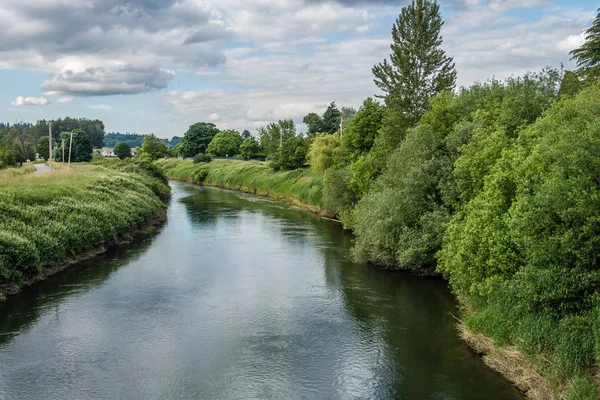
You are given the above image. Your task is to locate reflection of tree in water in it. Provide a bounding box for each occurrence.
[0,234,160,346]
[180,186,324,249]
[316,227,523,399]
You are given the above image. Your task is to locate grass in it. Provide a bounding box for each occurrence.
[0,163,170,296]
[157,159,326,211]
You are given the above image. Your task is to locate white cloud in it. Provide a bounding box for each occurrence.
[57,96,73,103]
[208,113,221,121]
[557,33,586,53]
[11,96,49,106]
[86,104,112,110]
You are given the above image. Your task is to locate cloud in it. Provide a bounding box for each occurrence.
[208,113,221,121]
[11,96,49,106]
[57,96,73,103]
[41,65,175,96]
[86,104,113,110]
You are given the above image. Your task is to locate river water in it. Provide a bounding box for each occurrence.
[0,182,521,399]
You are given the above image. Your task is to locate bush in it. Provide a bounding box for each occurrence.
[307,133,340,172]
[270,136,308,171]
[193,153,212,164]
[114,142,132,159]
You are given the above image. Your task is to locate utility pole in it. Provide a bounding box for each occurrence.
[49,122,53,172]
[62,139,65,164]
[68,131,74,168]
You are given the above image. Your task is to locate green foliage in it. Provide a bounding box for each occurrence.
[559,70,583,98]
[140,133,168,160]
[0,164,168,292]
[373,0,456,130]
[239,137,262,159]
[352,125,449,269]
[307,133,340,172]
[180,122,220,157]
[114,142,132,159]
[193,153,212,164]
[70,129,93,162]
[36,136,50,160]
[206,130,243,157]
[303,113,323,137]
[258,119,296,157]
[323,168,356,217]
[157,159,325,209]
[320,102,342,134]
[337,98,384,164]
[270,135,309,171]
[570,8,600,80]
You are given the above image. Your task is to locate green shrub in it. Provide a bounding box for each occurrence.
[193,153,212,164]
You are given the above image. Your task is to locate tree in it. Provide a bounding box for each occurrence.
[373,0,456,130]
[270,136,308,171]
[570,8,600,81]
[239,137,262,159]
[338,98,384,162]
[114,142,132,159]
[206,130,243,157]
[10,124,36,166]
[70,129,93,162]
[140,134,168,160]
[307,134,340,172]
[558,70,583,98]
[321,102,342,134]
[242,130,252,139]
[341,107,357,121]
[258,119,296,157]
[303,113,323,136]
[36,136,50,160]
[181,122,220,157]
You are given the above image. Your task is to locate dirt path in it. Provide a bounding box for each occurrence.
[33,163,51,175]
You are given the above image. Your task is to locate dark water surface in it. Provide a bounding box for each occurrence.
[0,182,521,400]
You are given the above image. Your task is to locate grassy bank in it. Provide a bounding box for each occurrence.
[0,163,170,298]
[157,159,326,213]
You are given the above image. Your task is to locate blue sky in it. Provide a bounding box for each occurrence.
[0,0,597,138]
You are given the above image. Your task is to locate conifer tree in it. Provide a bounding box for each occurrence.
[373,0,456,128]
[570,8,600,81]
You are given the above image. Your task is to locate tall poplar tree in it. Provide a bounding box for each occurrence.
[570,8,600,81]
[373,0,456,129]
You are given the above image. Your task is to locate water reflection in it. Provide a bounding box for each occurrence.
[0,182,521,400]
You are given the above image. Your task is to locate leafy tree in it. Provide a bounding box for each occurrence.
[206,130,243,157]
[242,130,252,139]
[558,70,583,98]
[181,122,220,157]
[341,107,357,121]
[338,98,384,163]
[307,133,340,172]
[114,142,132,159]
[70,129,93,162]
[373,0,456,132]
[36,136,50,160]
[321,102,342,134]
[303,113,322,137]
[570,8,600,81]
[10,124,36,166]
[239,137,262,159]
[258,119,296,157]
[140,133,168,160]
[270,136,308,171]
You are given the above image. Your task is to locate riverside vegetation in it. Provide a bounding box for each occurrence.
[157,2,600,398]
[0,160,170,299]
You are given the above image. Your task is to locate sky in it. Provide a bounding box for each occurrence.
[0,0,598,138]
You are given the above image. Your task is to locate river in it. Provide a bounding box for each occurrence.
[0,182,521,399]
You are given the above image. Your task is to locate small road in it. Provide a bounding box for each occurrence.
[33,163,51,175]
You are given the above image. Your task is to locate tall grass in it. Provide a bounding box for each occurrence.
[157,159,325,210]
[0,164,169,295]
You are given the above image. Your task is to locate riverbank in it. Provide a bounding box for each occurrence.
[156,159,331,216]
[0,163,170,300]
[156,157,599,399]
